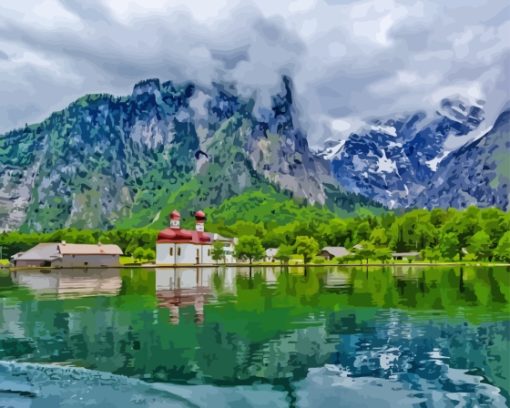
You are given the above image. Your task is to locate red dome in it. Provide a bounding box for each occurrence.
[195,210,206,220]
[157,228,212,244]
[157,228,192,241]
[170,210,181,220]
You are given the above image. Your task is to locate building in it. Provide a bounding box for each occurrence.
[392,251,421,261]
[320,246,350,261]
[156,210,215,265]
[211,233,237,263]
[264,248,278,262]
[11,243,123,268]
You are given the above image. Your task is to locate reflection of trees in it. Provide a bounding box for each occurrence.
[0,266,508,392]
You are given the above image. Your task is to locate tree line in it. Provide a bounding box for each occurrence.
[1,206,509,263]
[226,206,510,263]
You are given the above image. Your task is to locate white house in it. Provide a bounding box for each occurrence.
[156,210,215,265]
[211,233,237,263]
[264,248,278,262]
[320,246,350,261]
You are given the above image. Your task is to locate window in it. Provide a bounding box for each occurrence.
[207,249,211,256]
[169,247,173,256]
[177,247,181,256]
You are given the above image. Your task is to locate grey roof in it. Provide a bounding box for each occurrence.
[10,252,25,260]
[14,242,124,262]
[392,251,420,257]
[58,243,123,255]
[211,233,236,243]
[265,248,278,257]
[321,246,350,257]
[15,243,60,261]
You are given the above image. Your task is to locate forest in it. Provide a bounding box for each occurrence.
[1,206,509,263]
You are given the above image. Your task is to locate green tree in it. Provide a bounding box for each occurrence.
[421,247,441,263]
[370,227,388,246]
[234,236,265,264]
[293,236,319,264]
[468,230,492,260]
[133,247,145,262]
[231,221,266,239]
[442,206,480,259]
[439,232,459,260]
[275,244,293,264]
[494,231,510,262]
[352,242,376,264]
[374,247,392,263]
[262,230,286,248]
[319,219,348,246]
[354,221,371,243]
[144,248,155,262]
[212,241,226,264]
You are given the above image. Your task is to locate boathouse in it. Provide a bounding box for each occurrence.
[320,246,350,260]
[11,243,123,268]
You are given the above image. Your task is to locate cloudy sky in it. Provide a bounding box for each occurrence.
[0,0,508,145]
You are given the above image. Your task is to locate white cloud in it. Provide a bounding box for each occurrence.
[0,0,508,147]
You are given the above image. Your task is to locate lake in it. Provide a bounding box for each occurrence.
[0,265,509,407]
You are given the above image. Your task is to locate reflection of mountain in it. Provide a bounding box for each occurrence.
[10,268,121,298]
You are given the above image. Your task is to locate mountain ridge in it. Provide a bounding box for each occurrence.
[412,108,510,210]
[317,98,495,208]
[0,77,381,232]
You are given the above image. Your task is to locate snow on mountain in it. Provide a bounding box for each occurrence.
[317,98,486,208]
[316,139,346,160]
[413,108,510,210]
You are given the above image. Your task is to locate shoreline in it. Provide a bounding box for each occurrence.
[4,261,509,272]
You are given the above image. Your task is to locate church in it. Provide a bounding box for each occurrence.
[156,210,215,265]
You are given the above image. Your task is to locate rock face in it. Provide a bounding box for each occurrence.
[413,109,510,210]
[319,98,486,208]
[0,77,373,232]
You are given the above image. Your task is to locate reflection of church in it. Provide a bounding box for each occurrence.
[156,268,214,324]
[155,267,237,324]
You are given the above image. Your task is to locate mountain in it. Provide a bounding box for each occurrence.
[413,109,510,210]
[319,98,485,208]
[0,77,380,232]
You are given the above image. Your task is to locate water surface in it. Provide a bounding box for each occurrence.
[0,265,509,407]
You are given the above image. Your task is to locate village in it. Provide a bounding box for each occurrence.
[8,210,421,269]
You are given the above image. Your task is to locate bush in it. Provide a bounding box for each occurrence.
[312,256,325,264]
[144,248,155,261]
[132,247,145,261]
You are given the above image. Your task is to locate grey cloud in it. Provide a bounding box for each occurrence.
[0,0,508,146]
[58,0,113,23]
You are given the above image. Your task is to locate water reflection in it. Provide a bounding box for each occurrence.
[10,268,122,298]
[0,265,508,406]
[156,268,215,325]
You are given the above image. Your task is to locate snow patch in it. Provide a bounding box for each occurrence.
[318,140,346,160]
[376,150,397,173]
[371,125,397,137]
[387,141,402,149]
[426,150,450,171]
